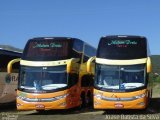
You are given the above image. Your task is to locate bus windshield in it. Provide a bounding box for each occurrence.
[19,65,67,91]
[95,64,146,90]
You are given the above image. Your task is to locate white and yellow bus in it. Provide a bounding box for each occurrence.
[8,37,96,110]
[0,48,21,104]
[87,35,152,109]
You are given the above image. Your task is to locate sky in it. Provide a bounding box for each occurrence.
[0,0,160,55]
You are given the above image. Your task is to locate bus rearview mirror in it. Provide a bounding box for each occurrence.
[147,57,151,73]
[7,58,21,74]
[87,56,96,73]
[67,58,79,73]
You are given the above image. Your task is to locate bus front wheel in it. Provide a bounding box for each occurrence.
[80,93,86,108]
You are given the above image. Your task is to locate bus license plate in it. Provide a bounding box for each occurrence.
[35,104,45,109]
[115,103,124,108]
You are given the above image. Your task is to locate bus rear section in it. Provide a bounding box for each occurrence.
[8,37,96,110]
[87,35,152,109]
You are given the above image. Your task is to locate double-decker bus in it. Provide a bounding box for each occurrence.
[87,35,152,109]
[0,48,21,104]
[8,37,96,110]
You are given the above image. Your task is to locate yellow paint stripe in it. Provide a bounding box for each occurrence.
[96,58,147,65]
[20,59,69,67]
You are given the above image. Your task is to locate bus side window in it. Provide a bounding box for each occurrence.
[83,44,96,63]
[73,39,83,62]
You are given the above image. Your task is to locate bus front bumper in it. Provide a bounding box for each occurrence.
[16,90,80,110]
[17,98,69,110]
[94,89,149,109]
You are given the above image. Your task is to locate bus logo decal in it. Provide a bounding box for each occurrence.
[5,74,11,84]
[107,40,137,46]
[33,43,62,48]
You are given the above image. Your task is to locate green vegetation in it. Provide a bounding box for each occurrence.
[150,55,160,97]
[151,55,160,73]
[150,55,160,82]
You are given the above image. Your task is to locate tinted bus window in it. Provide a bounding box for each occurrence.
[97,37,147,60]
[73,40,83,52]
[72,39,83,62]
[83,44,96,62]
[22,39,72,61]
[84,44,96,57]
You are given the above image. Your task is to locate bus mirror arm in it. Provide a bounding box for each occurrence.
[87,56,96,74]
[147,57,152,73]
[67,58,79,73]
[7,58,21,74]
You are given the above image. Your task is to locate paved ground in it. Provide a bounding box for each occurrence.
[1,98,160,120]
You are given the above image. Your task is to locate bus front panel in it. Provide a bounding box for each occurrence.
[94,63,150,109]
[94,89,149,109]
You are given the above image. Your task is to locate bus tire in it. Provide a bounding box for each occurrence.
[36,110,45,113]
[80,92,86,108]
[87,91,92,106]
[150,89,153,98]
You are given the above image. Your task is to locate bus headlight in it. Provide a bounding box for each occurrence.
[135,93,146,99]
[94,93,103,99]
[55,94,69,100]
[17,94,69,102]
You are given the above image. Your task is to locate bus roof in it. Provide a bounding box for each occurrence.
[0,48,22,57]
[31,37,89,44]
[101,35,146,39]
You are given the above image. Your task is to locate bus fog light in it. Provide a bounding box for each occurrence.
[94,94,102,99]
[94,93,103,99]
[59,102,67,106]
[137,102,145,106]
[94,101,101,106]
[17,103,22,107]
[55,94,69,100]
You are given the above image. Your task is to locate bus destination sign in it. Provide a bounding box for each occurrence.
[33,43,62,48]
[107,40,137,48]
